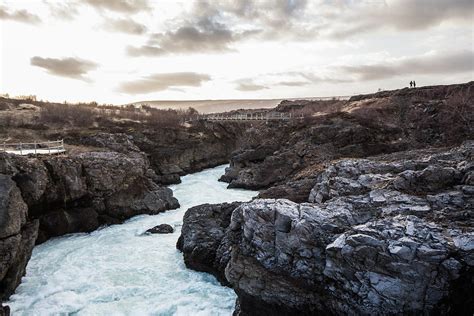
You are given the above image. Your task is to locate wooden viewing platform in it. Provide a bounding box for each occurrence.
[1,140,66,156]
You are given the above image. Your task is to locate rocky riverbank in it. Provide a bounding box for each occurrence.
[1,81,472,314]
[220,82,473,193]
[0,147,179,303]
[45,122,248,185]
[178,141,473,315]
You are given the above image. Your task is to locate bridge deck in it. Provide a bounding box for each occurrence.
[200,112,298,121]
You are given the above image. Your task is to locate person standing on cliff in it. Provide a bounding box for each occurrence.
[410,81,413,88]
[413,80,416,88]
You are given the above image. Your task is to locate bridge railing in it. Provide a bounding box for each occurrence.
[1,139,66,156]
[200,112,302,122]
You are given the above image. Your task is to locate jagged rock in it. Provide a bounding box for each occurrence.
[145,224,174,234]
[0,175,27,239]
[78,132,142,154]
[129,123,246,185]
[258,177,317,203]
[0,303,9,316]
[36,208,99,243]
[177,202,242,285]
[323,215,472,314]
[221,82,473,190]
[0,220,38,300]
[0,175,36,300]
[180,142,473,315]
[1,151,179,243]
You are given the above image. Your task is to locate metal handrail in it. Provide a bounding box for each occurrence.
[1,139,65,155]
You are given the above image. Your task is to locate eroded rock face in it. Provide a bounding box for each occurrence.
[177,202,242,285]
[1,151,179,243]
[257,177,317,203]
[221,82,473,191]
[0,173,39,301]
[128,123,247,185]
[0,146,181,303]
[180,142,473,315]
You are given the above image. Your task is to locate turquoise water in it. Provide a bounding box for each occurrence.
[8,165,257,316]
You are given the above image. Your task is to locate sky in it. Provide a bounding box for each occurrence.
[0,0,473,104]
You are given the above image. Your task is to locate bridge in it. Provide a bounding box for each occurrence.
[198,112,302,122]
[1,140,66,156]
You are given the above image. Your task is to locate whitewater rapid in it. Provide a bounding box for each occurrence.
[8,165,257,316]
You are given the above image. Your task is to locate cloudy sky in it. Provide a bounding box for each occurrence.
[0,0,473,104]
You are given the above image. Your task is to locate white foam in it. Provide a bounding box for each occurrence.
[8,165,257,316]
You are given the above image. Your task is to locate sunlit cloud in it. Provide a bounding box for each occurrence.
[118,72,212,94]
[30,56,99,81]
[103,18,147,35]
[81,0,150,13]
[0,6,41,24]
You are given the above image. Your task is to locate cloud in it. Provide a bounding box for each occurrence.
[127,0,314,57]
[103,18,147,35]
[277,81,310,87]
[118,72,211,94]
[82,0,149,13]
[325,0,474,39]
[30,56,98,81]
[235,80,268,91]
[0,6,41,24]
[44,1,80,20]
[127,17,247,56]
[341,50,474,80]
[234,71,351,91]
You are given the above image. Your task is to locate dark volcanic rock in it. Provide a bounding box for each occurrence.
[0,303,9,316]
[257,177,317,203]
[0,173,38,300]
[177,202,242,285]
[1,151,179,243]
[0,175,27,239]
[0,220,38,300]
[129,123,247,185]
[146,224,174,234]
[221,82,473,191]
[0,146,181,302]
[180,142,473,315]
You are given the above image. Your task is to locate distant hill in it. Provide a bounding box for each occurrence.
[129,97,348,114]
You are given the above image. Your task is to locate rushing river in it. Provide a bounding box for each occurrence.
[8,165,257,316]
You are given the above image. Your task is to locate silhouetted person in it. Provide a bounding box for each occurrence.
[413,81,416,88]
[410,81,413,88]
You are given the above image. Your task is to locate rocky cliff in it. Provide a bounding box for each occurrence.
[0,148,179,301]
[178,142,473,315]
[220,82,473,193]
[67,122,248,185]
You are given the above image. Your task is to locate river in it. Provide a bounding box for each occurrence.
[7,165,257,315]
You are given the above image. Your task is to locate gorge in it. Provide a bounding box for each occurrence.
[0,82,473,315]
[6,165,256,315]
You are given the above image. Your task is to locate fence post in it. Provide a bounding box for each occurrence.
[20,143,22,155]
[48,141,51,154]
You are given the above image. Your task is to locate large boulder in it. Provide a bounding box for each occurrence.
[177,202,242,285]
[145,224,174,234]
